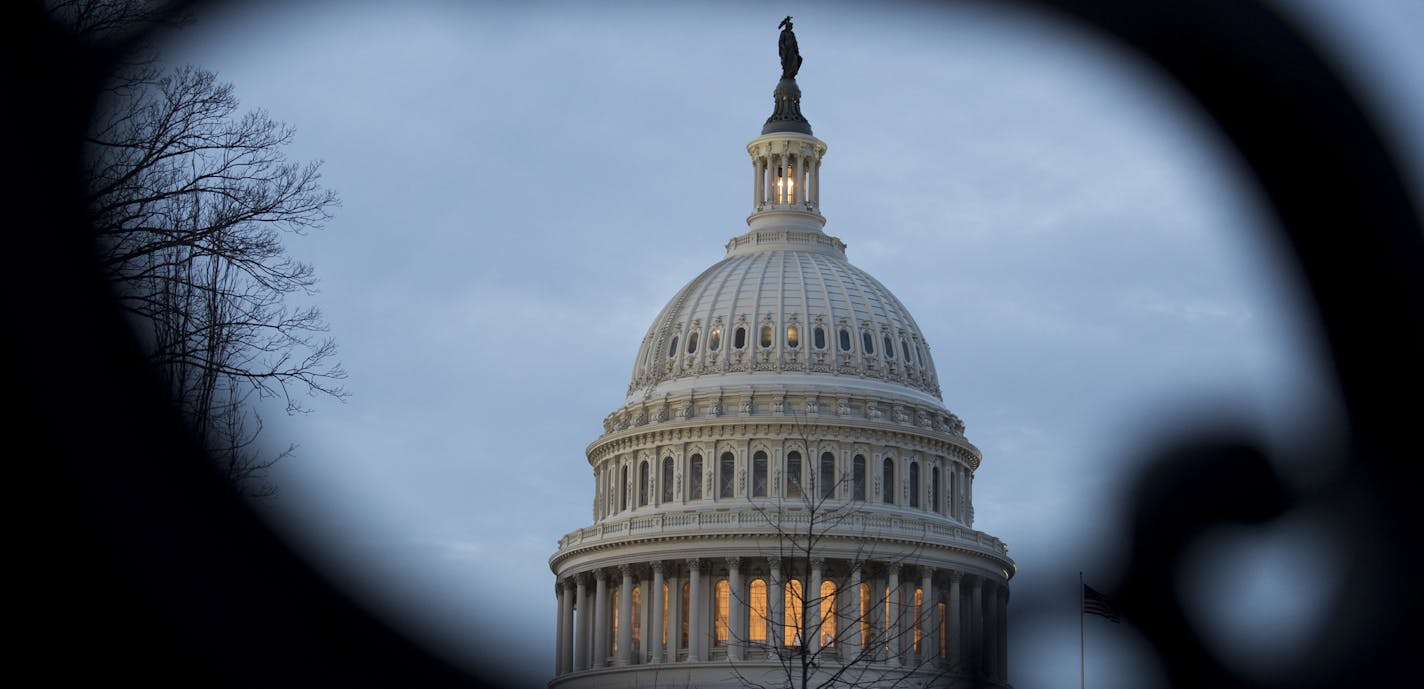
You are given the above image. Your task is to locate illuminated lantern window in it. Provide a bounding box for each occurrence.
[786,324,799,348]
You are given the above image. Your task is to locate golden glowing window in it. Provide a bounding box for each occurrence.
[632,586,643,649]
[709,327,722,351]
[913,587,923,653]
[715,579,730,645]
[860,582,872,646]
[820,581,837,647]
[786,324,799,348]
[750,579,768,644]
[938,600,948,657]
[610,588,620,654]
[759,324,773,348]
[784,579,804,646]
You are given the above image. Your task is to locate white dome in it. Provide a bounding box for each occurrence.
[629,227,941,401]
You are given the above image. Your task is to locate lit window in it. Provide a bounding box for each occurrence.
[913,587,923,653]
[734,326,747,349]
[759,324,773,348]
[687,330,699,353]
[632,585,643,651]
[753,451,768,497]
[860,582,871,647]
[681,582,690,649]
[667,336,679,358]
[938,600,948,657]
[709,327,722,351]
[610,588,620,655]
[750,579,768,644]
[862,331,875,355]
[838,329,852,351]
[784,579,804,646]
[820,581,838,647]
[786,324,799,348]
[813,326,826,349]
[786,451,802,498]
[715,579,730,645]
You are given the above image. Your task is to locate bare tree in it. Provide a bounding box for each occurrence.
[55,0,345,495]
[726,421,960,689]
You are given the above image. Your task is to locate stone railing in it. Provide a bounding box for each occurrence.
[553,508,1010,561]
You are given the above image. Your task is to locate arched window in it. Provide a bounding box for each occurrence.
[784,579,804,646]
[639,461,650,507]
[901,338,911,362]
[662,456,674,503]
[709,327,722,351]
[813,326,826,349]
[752,451,768,498]
[632,585,643,654]
[734,326,747,349]
[714,579,730,646]
[689,454,703,500]
[860,582,872,647]
[687,329,699,353]
[620,465,629,512]
[909,462,920,508]
[786,451,803,498]
[882,458,895,504]
[819,452,835,499]
[862,331,875,354]
[667,336,679,358]
[820,581,838,647]
[838,328,852,351]
[750,579,768,645]
[938,598,948,658]
[662,582,670,647]
[759,324,773,348]
[913,587,923,653]
[610,587,620,655]
[931,466,941,513]
[852,455,866,501]
[786,324,799,348]
[681,581,690,649]
[884,334,895,358]
[949,470,957,517]
[719,452,735,498]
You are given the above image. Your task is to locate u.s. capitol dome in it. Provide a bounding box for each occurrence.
[548,21,1014,689]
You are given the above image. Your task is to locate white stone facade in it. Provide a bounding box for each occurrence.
[549,74,1014,689]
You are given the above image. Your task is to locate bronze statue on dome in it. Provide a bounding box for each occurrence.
[778,16,802,79]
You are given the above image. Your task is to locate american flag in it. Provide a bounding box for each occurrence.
[1082,584,1121,623]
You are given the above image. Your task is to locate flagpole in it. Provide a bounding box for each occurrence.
[1079,571,1085,689]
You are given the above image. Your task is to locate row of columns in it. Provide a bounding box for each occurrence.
[553,557,1008,681]
[752,150,821,209]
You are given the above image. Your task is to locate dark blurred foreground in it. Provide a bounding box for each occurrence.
[4,0,1420,687]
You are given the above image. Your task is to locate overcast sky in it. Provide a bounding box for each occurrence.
[147,1,1422,687]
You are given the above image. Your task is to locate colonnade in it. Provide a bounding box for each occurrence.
[752,146,821,210]
[553,556,1009,683]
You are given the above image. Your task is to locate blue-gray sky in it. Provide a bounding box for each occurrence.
[151,1,1422,687]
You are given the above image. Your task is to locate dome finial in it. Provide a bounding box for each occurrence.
[764,17,811,135]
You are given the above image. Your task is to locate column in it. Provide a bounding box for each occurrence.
[886,563,902,665]
[728,557,744,661]
[985,583,998,680]
[650,561,666,663]
[969,576,984,675]
[667,572,682,661]
[768,556,784,649]
[920,568,935,663]
[687,559,704,661]
[593,570,610,668]
[575,575,590,671]
[617,564,634,666]
[946,571,962,671]
[764,153,775,206]
[845,562,862,659]
[753,157,762,209]
[812,157,821,207]
[807,558,824,654]
[561,579,576,673]
[555,581,567,675]
[998,585,1009,680]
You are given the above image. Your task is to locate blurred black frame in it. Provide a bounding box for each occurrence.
[4,1,1419,687]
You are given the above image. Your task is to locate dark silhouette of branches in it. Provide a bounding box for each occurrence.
[55,0,344,496]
